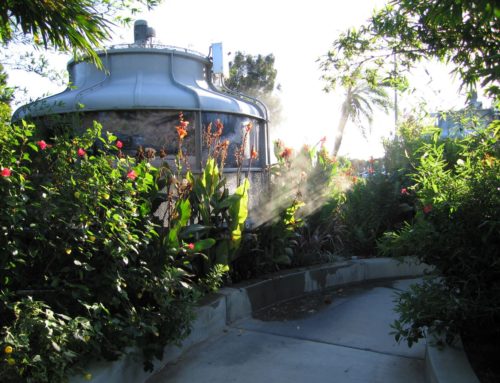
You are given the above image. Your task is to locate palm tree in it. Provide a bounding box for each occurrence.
[332,78,391,157]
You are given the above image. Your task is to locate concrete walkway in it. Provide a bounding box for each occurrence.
[148,278,426,383]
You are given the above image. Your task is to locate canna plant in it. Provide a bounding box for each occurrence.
[153,114,250,282]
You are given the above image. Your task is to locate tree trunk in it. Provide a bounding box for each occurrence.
[332,99,350,157]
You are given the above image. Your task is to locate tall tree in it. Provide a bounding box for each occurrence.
[226,51,282,123]
[331,69,391,156]
[226,52,278,95]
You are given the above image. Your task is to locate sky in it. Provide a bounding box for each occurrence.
[7,0,477,159]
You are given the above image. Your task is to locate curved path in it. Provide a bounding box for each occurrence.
[148,278,426,383]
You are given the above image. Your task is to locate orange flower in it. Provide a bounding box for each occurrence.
[176,126,188,140]
[251,148,258,160]
[245,122,253,133]
[216,120,224,135]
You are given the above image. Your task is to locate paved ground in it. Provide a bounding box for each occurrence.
[148,278,426,383]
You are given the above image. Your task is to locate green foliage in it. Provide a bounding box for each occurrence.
[226,51,282,123]
[153,117,249,287]
[226,52,278,95]
[0,120,196,382]
[0,64,12,123]
[382,115,433,178]
[391,278,464,347]
[236,141,350,278]
[380,121,500,346]
[0,1,162,67]
[321,0,500,95]
[340,172,414,257]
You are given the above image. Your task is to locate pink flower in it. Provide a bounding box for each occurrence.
[127,170,137,180]
[1,168,11,177]
[77,148,86,157]
[116,140,123,149]
[187,243,195,250]
[37,140,47,150]
[423,204,433,214]
[401,188,409,195]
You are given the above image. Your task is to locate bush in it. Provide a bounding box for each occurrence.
[0,121,197,382]
[339,172,416,257]
[233,141,352,279]
[380,122,500,346]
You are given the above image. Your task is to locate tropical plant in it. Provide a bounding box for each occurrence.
[380,121,500,346]
[331,72,392,156]
[0,0,161,66]
[153,115,250,285]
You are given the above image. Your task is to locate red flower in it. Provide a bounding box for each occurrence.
[77,148,86,157]
[116,140,123,149]
[280,147,293,159]
[127,170,137,180]
[423,204,433,214]
[1,168,11,177]
[187,243,195,250]
[37,140,47,150]
[401,188,409,195]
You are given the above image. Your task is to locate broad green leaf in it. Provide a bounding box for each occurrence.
[194,238,216,252]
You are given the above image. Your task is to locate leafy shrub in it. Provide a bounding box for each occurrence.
[0,121,197,381]
[380,122,500,346]
[339,171,415,257]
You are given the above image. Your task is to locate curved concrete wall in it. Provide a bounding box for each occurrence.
[70,258,430,383]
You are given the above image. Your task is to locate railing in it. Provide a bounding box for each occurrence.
[107,43,206,57]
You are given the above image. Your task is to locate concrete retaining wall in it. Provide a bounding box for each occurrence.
[425,336,480,383]
[70,258,429,383]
